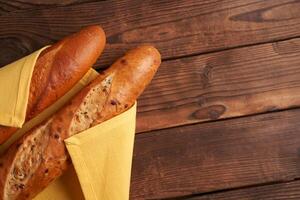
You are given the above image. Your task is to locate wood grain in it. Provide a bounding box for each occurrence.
[130,109,300,199]
[0,0,300,68]
[136,38,300,133]
[186,180,300,200]
[0,0,95,15]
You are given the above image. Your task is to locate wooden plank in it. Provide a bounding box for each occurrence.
[130,109,300,199]
[0,0,95,15]
[0,0,300,68]
[136,38,300,133]
[186,180,300,200]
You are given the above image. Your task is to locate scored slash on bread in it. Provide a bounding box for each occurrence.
[0,25,106,145]
[0,45,161,200]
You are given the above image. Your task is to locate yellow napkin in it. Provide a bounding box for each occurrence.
[0,69,99,155]
[0,50,136,200]
[35,103,136,200]
[65,103,136,200]
[0,46,49,127]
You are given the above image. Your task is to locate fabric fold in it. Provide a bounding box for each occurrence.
[0,46,49,127]
[0,49,137,200]
[65,103,136,200]
[35,104,136,200]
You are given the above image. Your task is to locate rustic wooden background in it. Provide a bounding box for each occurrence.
[1,0,300,199]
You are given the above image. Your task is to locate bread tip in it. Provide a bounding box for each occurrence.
[137,44,161,62]
[83,25,105,37]
[79,25,106,57]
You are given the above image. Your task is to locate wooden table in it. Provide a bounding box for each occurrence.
[1,0,300,199]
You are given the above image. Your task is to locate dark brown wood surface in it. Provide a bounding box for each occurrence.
[131,109,300,199]
[1,0,300,199]
[186,180,300,200]
[0,0,300,68]
[136,38,300,132]
[0,0,95,15]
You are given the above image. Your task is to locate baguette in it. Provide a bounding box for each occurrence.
[0,25,106,144]
[0,45,161,200]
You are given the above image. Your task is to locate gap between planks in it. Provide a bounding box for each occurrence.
[130,108,300,199]
[162,35,300,63]
[0,0,102,15]
[1,0,300,68]
[135,37,300,133]
[178,178,300,200]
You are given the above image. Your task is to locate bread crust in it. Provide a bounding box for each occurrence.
[0,26,106,144]
[0,45,161,200]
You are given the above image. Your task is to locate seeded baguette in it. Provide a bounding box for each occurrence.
[0,45,161,200]
[0,25,106,144]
